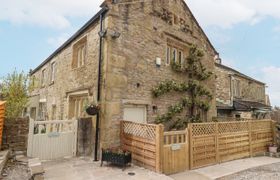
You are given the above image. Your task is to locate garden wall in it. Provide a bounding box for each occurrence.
[2,117,29,153]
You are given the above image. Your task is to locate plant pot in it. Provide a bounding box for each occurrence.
[101,149,131,169]
[86,106,99,116]
[269,146,278,153]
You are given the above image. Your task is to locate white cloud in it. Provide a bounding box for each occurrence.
[260,66,280,106]
[0,0,103,29]
[187,0,280,29]
[47,33,71,47]
[2,0,280,29]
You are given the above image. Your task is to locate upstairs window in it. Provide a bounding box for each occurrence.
[172,48,177,64]
[166,45,184,67]
[50,62,56,83]
[166,46,171,65]
[41,69,46,87]
[178,51,183,66]
[233,79,241,97]
[72,37,87,69]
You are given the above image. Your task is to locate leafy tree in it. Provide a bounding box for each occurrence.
[152,45,213,130]
[0,70,32,118]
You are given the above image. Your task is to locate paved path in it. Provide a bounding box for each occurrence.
[171,157,280,180]
[218,162,280,180]
[43,157,172,180]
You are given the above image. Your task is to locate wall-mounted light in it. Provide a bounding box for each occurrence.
[156,57,161,67]
[152,105,158,113]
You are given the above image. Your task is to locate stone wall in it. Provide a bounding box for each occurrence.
[27,0,218,151]
[215,63,266,107]
[101,0,217,148]
[2,117,29,153]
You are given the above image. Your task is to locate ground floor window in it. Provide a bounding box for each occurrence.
[38,102,47,120]
[123,105,147,124]
[69,95,89,119]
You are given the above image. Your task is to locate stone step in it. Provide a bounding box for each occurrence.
[0,151,9,174]
[28,158,44,179]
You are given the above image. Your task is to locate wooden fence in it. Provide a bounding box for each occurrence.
[189,120,274,169]
[120,119,275,175]
[0,101,6,148]
[120,121,164,172]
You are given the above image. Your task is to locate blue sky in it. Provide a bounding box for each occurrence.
[1,0,280,106]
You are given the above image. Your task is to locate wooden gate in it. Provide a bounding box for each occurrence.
[27,119,78,160]
[163,129,189,174]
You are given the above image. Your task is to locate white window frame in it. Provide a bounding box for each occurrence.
[178,50,184,67]
[172,48,177,64]
[166,46,171,65]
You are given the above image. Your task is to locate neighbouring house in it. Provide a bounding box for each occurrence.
[27,0,218,157]
[215,60,271,119]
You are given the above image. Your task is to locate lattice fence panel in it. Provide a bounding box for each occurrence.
[123,121,157,140]
[218,121,249,134]
[190,123,216,137]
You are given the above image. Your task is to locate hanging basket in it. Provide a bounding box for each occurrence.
[86,105,99,116]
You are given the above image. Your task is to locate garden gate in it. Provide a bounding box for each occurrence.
[27,119,78,160]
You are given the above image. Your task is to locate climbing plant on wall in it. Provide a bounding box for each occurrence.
[152,45,213,130]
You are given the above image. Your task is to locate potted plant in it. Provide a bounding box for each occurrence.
[268,143,278,153]
[85,102,100,116]
[101,147,131,170]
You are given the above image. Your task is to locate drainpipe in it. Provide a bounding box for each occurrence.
[95,8,108,162]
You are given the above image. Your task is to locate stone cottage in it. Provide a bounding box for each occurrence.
[28,0,218,157]
[215,60,271,119]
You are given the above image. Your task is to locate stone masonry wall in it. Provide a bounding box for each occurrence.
[215,64,266,107]
[2,117,29,153]
[101,0,217,148]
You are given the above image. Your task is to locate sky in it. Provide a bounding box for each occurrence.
[0,0,280,106]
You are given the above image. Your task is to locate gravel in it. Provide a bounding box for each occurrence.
[0,159,30,180]
[218,162,280,180]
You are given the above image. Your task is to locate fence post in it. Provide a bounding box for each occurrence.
[27,118,35,157]
[156,124,164,173]
[120,121,124,148]
[249,121,253,157]
[215,122,219,163]
[185,127,189,170]
[188,123,193,169]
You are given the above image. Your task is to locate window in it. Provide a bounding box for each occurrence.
[38,102,46,120]
[51,105,57,120]
[233,79,241,97]
[30,107,37,120]
[166,43,186,68]
[166,46,171,65]
[41,69,46,87]
[72,37,87,69]
[123,105,147,124]
[50,62,56,83]
[178,51,183,66]
[172,48,177,64]
[69,96,89,119]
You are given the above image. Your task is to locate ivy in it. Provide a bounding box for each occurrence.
[152,45,213,130]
